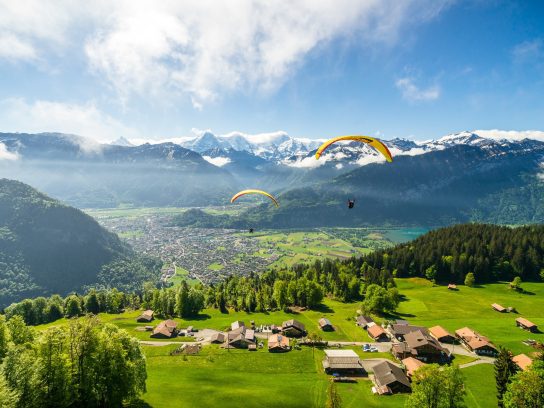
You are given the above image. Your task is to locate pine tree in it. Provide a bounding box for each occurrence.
[495,346,519,407]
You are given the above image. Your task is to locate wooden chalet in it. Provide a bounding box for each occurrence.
[455,327,497,356]
[389,324,429,342]
[401,357,426,379]
[322,349,364,374]
[209,332,226,344]
[136,309,154,323]
[447,284,457,290]
[319,318,334,331]
[151,319,178,339]
[226,326,255,349]
[367,324,388,342]
[392,330,450,363]
[513,354,533,371]
[356,315,374,329]
[429,325,456,343]
[231,321,245,331]
[268,334,290,352]
[516,317,538,333]
[372,361,411,394]
[491,303,506,313]
[281,319,306,337]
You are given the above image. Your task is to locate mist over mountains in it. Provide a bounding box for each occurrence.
[0,130,543,226]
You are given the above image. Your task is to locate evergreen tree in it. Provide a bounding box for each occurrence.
[495,347,519,407]
[84,290,100,315]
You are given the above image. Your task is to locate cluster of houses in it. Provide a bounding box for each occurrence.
[138,307,539,395]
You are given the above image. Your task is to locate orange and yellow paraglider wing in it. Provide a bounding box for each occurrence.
[315,135,393,162]
[230,189,279,207]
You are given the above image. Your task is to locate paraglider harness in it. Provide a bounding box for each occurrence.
[348,200,355,209]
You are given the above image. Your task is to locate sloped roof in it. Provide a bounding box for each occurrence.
[516,317,537,328]
[268,334,289,349]
[368,324,387,338]
[282,319,306,331]
[513,354,533,371]
[319,318,332,327]
[429,325,453,339]
[402,357,426,376]
[374,361,410,389]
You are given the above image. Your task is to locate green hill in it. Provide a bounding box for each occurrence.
[0,179,157,307]
[362,223,544,284]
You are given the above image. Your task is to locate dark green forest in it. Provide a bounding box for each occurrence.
[361,224,544,284]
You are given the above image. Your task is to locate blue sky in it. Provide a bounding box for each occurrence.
[0,0,543,142]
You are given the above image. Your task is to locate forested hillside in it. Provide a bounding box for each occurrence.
[362,224,544,284]
[0,179,161,307]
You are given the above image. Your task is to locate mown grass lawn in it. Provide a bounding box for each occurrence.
[395,279,544,355]
[142,344,328,408]
[462,364,498,408]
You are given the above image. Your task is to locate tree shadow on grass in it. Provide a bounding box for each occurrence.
[312,303,334,314]
[127,399,153,408]
[383,311,416,319]
[189,313,212,321]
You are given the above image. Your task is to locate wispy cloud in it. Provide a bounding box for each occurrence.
[0,98,139,143]
[395,77,440,102]
[512,38,543,63]
[0,1,454,108]
[0,142,19,160]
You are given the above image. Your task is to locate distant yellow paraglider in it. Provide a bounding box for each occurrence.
[315,135,393,163]
[230,189,279,207]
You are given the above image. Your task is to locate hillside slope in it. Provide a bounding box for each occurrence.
[0,179,145,307]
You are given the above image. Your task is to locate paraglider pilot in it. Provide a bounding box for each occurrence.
[348,199,355,209]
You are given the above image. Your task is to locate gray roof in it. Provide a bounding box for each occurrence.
[357,315,374,325]
[282,319,306,332]
[404,330,445,352]
[390,324,429,336]
[319,318,332,327]
[373,361,411,389]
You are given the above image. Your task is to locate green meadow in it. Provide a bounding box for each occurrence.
[34,279,544,407]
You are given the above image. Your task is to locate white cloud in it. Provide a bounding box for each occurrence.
[396,77,440,102]
[0,1,454,107]
[0,98,140,144]
[512,38,543,63]
[473,129,544,143]
[0,142,19,160]
[202,156,231,167]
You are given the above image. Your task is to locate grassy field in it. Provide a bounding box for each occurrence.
[34,280,544,407]
[142,344,328,407]
[395,278,544,355]
[249,230,373,268]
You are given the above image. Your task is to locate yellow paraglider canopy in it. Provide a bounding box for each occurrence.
[230,189,279,207]
[315,135,393,162]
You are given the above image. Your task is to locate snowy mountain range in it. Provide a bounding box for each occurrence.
[144,129,544,170]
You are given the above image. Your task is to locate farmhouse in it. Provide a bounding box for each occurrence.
[151,319,178,339]
[319,318,334,331]
[512,354,533,371]
[356,315,374,329]
[281,319,306,337]
[372,361,411,394]
[392,330,450,363]
[209,332,226,344]
[516,317,538,333]
[389,324,429,342]
[231,321,245,331]
[136,309,154,322]
[401,357,426,378]
[455,327,497,356]
[491,303,506,313]
[226,326,255,349]
[322,349,364,374]
[429,326,456,343]
[367,324,388,342]
[268,334,290,352]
